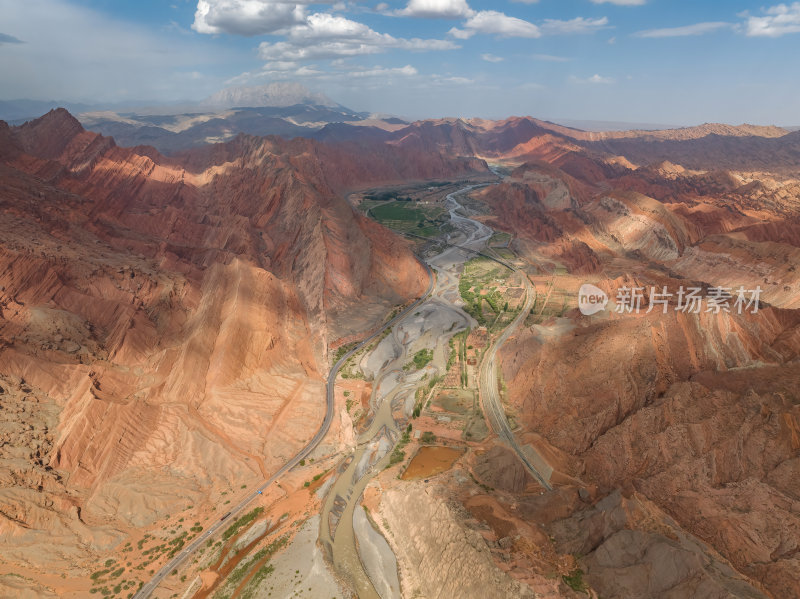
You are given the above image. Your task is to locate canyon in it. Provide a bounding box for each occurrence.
[0,108,479,594]
[1,106,798,599]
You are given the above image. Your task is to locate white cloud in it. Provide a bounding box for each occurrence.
[398,0,474,18]
[481,53,504,62]
[194,3,457,65]
[288,12,379,41]
[635,21,731,38]
[449,14,606,39]
[254,13,456,62]
[228,61,420,84]
[634,4,800,39]
[449,10,540,39]
[348,64,419,77]
[540,16,608,35]
[243,59,478,89]
[744,3,800,37]
[257,38,454,61]
[295,65,324,76]
[571,74,614,84]
[192,0,311,36]
[590,0,645,5]
[434,75,474,84]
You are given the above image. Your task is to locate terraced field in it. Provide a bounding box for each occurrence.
[365,201,447,237]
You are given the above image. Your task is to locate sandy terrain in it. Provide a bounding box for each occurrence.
[353,507,401,599]
[253,516,346,599]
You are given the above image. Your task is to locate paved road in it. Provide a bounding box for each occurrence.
[134,261,434,599]
[413,186,553,490]
[413,188,553,491]
[478,273,553,491]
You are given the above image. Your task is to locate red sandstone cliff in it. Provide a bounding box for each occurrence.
[0,109,483,575]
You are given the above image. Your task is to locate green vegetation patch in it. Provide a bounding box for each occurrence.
[411,349,433,370]
[364,191,413,202]
[371,202,427,222]
[459,257,520,328]
[215,536,287,599]
[333,342,358,363]
[562,568,588,593]
[222,507,264,542]
[369,201,446,237]
[488,231,512,247]
[389,429,412,466]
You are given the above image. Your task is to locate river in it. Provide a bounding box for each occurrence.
[318,185,495,598]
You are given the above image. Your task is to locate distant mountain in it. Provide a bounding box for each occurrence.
[377,116,800,172]
[552,119,679,132]
[15,82,796,169]
[201,83,338,110]
[0,99,96,122]
[77,103,374,155]
[52,82,384,154]
[73,104,800,170]
[1,83,348,144]
[531,120,789,142]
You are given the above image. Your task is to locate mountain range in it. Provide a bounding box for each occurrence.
[1,99,799,599]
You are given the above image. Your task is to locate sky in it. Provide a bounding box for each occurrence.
[1,0,800,124]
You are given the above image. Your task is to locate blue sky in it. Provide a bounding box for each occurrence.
[1,0,800,124]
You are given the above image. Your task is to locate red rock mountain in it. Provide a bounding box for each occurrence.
[386,115,800,172]
[438,119,800,598]
[0,109,484,574]
[3,107,799,597]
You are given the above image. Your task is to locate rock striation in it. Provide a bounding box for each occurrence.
[0,108,483,579]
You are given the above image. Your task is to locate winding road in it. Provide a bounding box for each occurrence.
[135,181,553,598]
[416,188,553,490]
[477,271,553,491]
[133,262,434,599]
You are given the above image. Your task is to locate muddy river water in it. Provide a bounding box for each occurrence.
[318,185,494,598]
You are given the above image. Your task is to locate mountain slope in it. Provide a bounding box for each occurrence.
[0,108,483,586]
[453,133,800,599]
[383,116,800,172]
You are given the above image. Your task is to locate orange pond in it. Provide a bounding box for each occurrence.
[401,446,464,480]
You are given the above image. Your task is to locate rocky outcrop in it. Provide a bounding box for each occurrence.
[379,481,536,598]
[549,491,770,599]
[454,122,800,598]
[472,446,533,493]
[0,109,482,577]
[580,377,800,598]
